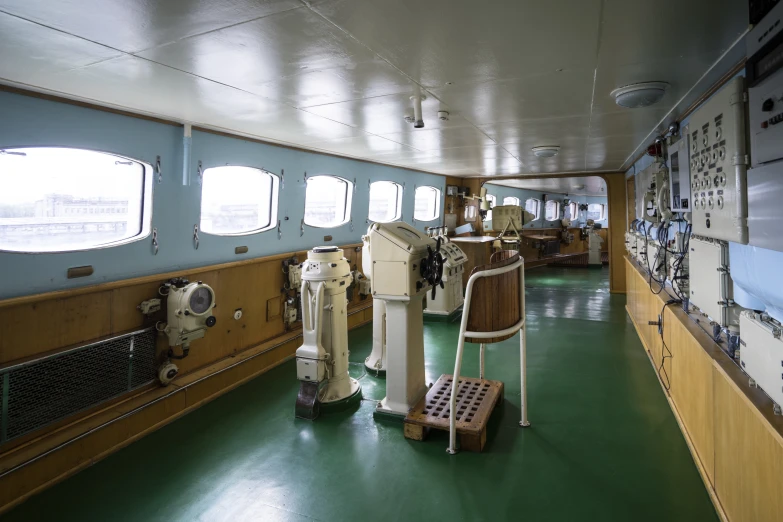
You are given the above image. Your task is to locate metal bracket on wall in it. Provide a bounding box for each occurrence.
[197,161,203,185]
[193,225,200,250]
[303,171,308,181]
[277,220,282,240]
[151,228,159,255]
[280,169,285,189]
[156,156,162,184]
[300,218,305,237]
[353,178,357,194]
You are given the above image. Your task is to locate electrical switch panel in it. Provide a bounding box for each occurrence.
[667,129,692,212]
[689,77,749,244]
[739,311,783,412]
[747,0,783,166]
[689,235,739,331]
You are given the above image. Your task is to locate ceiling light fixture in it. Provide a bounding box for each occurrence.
[532,146,560,158]
[611,82,669,108]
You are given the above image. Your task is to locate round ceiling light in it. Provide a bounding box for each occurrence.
[532,146,560,158]
[611,82,669,108]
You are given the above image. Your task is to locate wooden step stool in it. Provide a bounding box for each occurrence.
[404,374,504,452]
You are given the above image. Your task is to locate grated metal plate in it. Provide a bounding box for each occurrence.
[1,328,157,444]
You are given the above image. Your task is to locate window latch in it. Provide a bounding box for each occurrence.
[193,225,199,250]
[300,218,305,237]
[277,220,282,240]
[197,161,203,185]
[152,228,159,255]
[280,169,284,189]
[156,156,162,184]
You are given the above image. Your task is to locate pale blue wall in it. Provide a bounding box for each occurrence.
[484,184,608,230]
[0,91,446,299]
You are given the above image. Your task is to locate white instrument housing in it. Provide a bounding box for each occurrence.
[295,247,360,404]
[588,227,604,266]
[425,239,467,315]
[164,280,216,348]
[362,222,435,416]
[362,221,434,300]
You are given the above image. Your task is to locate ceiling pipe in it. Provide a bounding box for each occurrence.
[410,94,425,128]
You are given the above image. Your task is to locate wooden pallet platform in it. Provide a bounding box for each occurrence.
[404,374,504,452]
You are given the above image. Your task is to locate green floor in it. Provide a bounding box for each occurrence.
[4,267,718,522]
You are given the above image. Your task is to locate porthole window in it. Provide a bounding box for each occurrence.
[0,147,152,252]
[414,186,441,221]
[525,198,541,220]
[545,200,560,221]
[587,203,605,221]
[503,196,520,206]
[483,194,496,222]
[200,166,279,236]
[304,175,353,228]
[567,202,578,220]
[368,181,403,223]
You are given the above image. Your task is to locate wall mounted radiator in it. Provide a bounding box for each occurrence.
[1,328,157,444]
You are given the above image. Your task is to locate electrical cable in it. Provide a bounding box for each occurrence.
[657,299,681,391]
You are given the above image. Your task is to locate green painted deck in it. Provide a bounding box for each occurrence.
[3,267,718,521]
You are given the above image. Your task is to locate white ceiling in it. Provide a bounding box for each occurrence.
[487,176,607,197]
[0,0,749,177]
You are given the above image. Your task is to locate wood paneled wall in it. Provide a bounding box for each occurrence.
[604,172,627,293]
[626,257,783,522]
[0,244,372,513]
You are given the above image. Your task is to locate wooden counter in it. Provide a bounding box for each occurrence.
[626,256,783,522]
[451,237,494,287]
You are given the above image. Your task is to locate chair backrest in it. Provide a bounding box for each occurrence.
[464,252,523,344]
[490,250,517,263]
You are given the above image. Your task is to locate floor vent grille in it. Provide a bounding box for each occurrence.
[1,328,157,444]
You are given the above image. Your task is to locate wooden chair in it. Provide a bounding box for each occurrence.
[447,251,529,454]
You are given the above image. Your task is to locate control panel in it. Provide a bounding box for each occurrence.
[667,128,691,212]
[689,76,748,244]
[748,1,783,165]
[689,235,739,331]
[739,311,783,412]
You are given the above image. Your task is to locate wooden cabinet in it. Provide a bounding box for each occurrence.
[626,257,783,522]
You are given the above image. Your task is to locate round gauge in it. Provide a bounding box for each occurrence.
[189,286,213,314]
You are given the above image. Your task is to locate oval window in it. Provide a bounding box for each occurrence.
[368,181,403,223]
[200,166,279,236]
[413,186,441,221]
[304,175,353,228]
[0,147,152,253]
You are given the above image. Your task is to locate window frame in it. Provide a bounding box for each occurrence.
[0,146,153,254]
[199,165,280,237]
[503,196,520,206]
[568,201,578,220]
[586,203,606,221]
[545,200,560,222]
[303,175,354,229]
[367,180,403,223]
[483,194,497,222]
[525,198,541,220]
[413,185,441,222]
